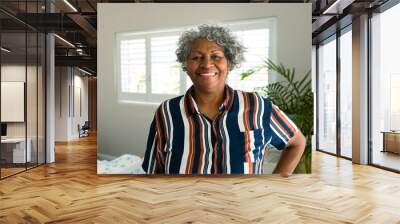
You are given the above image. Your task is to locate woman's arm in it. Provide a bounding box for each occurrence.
[273,130,306,177]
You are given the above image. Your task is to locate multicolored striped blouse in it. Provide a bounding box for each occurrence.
[142,85,298,175]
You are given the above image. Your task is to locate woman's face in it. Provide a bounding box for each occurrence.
[186,38,230,94]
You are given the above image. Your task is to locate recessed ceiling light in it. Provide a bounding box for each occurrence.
[322,0,353,15]
[78,67,93,76]
[63,0,78,12]
[54,34,75,48]
[1,47,11,53]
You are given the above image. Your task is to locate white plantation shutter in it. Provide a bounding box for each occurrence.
[120,39,146,93]
[117,19,275,103]
[151,35,181,94]
[227,29,269,92]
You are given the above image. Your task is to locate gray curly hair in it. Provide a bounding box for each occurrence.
[176,24,245,71]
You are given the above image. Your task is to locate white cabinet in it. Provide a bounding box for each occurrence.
[1,138,32,163]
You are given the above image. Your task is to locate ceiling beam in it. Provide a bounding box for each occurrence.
[12,13,82,32]
[55,55,96,70]
[67,13,97,39]
[312,14,335,33]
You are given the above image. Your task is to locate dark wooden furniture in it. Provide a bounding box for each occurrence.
[382,131,400,154]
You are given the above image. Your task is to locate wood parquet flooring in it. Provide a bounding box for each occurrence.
[1,134,400,223]
[0,167,26,178]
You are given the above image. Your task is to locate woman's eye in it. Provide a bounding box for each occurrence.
[211,55,222,60]
[191,56,201,61]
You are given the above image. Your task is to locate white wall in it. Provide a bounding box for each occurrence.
[97,3,311,159]
[1,65,37,137]
[55,67,69,141]
[1,65,28,141]
[55,67,89,141]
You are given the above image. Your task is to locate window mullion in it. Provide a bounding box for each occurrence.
[146,36,151,100]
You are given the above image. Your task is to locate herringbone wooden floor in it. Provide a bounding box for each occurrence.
[1,134,400,224]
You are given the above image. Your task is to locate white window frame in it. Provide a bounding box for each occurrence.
[115,18,276,104]
[226,18,277,92]
[116,29,184,103]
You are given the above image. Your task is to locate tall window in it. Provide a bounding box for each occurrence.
[317,27,352,159]
[116,19,276,103]
[339,27,352,158]
[371,3,400,171]
[317,36,337,154]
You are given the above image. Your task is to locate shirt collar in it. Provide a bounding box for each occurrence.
[184,84,235,117]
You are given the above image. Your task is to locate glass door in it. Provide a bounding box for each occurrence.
[1,30,28,178]
[0,0,47,179]
[317,35,337,155]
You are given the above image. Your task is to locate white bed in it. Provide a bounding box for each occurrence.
[97,150,280,174]
[97,154,145,174]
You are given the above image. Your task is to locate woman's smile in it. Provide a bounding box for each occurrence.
[198,72,217,77]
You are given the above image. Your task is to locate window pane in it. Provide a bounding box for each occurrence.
[228,29,269,92]
[340,29,352,158]
[151,36,180,94]
[318,37,337,154]
[371,3,400,171]
[390,74,400,125]
[120,39,146,93]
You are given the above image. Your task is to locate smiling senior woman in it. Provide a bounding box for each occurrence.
[142,24,306,176]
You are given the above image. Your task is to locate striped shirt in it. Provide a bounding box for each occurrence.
[142,85,298,174]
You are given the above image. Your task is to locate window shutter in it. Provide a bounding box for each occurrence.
[228,29,269,92]
[120,39,146,93]
[151,35,181,94]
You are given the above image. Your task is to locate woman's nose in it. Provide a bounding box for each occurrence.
[200,56,213,68]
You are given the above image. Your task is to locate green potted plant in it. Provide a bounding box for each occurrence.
[241,59,313,173]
